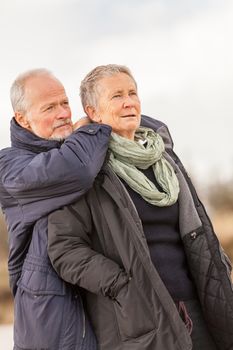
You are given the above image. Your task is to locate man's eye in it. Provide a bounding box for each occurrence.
[130,91,137,96]
[112,94,121,99]
[46,106,53,111]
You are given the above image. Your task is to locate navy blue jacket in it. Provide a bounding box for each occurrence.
[0,118,111,349]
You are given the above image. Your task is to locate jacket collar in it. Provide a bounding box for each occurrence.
[10,118,62,153]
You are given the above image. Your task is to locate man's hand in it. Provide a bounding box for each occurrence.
[73,117,92,130]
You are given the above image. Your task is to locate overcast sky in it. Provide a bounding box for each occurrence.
[0,0,232,185]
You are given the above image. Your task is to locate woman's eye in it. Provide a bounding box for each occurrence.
[112,94,121,99]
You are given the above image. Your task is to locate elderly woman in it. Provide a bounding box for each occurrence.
[48,65,233,350]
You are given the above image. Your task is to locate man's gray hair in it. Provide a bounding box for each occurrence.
[80,64,137,110]
[10,68,57,113]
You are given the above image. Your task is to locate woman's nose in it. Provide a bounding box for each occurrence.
[123,96,134,108]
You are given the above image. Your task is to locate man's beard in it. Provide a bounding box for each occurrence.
[29,118,73,141]
[49,127,73,141]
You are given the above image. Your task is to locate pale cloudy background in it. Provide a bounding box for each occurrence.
[0,0,232,185]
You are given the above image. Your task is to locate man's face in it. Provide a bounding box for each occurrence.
[90,73,141,140]
[21,75,72,140]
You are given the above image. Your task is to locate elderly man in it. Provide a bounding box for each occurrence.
[0,68,111,350]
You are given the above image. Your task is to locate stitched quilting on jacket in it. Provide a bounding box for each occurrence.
[48,116,233,350]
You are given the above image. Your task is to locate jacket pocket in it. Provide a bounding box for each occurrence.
[14,266,66,349]
[17,267,66,296]
[14,257,87,349]
[113,277,157,341]
[17,254,66,296]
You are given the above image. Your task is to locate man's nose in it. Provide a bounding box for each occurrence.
[56,105,71,118]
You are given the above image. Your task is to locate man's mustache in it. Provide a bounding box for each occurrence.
[53,119,72,129]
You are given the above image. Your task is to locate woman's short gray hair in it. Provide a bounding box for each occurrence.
[10,68,56,113]
[80,64,137,110]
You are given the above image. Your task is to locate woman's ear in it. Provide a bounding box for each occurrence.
[85,106,102,123]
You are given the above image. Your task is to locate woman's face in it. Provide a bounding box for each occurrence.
[88,73,141,140]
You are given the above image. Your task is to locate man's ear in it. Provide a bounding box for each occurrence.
[14,112,31,130]
[85,106,102,123]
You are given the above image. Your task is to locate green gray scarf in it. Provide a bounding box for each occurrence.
[108,127,180,206]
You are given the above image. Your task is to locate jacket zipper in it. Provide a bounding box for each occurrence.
[80,295,86,338]
[76,293,86,338]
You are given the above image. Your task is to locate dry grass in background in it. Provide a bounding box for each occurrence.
[0,261,13,324]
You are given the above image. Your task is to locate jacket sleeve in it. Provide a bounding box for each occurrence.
[48,202,129,298]
[1,124,111,222]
